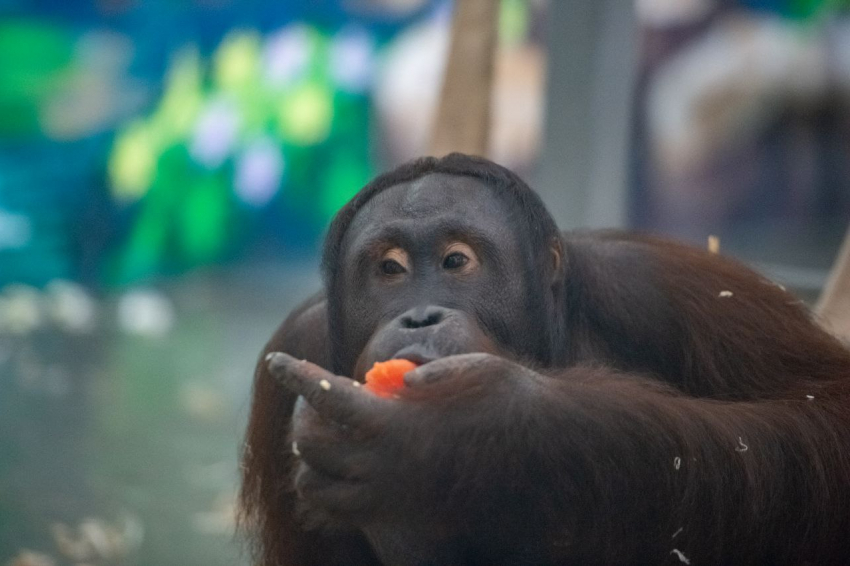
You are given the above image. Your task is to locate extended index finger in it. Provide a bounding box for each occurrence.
[266,352,379,425]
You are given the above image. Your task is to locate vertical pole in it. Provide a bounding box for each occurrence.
[534,0,637,230]
[429,0,498,157]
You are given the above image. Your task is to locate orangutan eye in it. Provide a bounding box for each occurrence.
[381,259,406,275]
[443,253,469,270]
[378,248,409,277]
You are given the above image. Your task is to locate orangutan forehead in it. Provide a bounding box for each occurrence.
[336,173,521,272]
[345,173,513,238]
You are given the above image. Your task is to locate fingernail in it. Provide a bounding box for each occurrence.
[404,368,437,387]
[266,352,288,369]
[403,368,424,386]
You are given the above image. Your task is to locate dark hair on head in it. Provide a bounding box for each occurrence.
[321,153,560,284]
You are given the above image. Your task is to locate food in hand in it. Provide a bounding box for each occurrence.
[364,359,418,397]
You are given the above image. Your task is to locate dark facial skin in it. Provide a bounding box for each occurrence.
[335,173,545,379]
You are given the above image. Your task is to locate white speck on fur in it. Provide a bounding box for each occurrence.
[806,394,814,400]
[735,437,748,453]
[671,549,690,564]
[353,381,362,387]
[674,457,681,470]
[719,290,733,298]
[708,235,720,254]
[319,379,332,391]
[292,441,301,457]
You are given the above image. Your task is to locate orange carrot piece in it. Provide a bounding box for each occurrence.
[364,359,419,397]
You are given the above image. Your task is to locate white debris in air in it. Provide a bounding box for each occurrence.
[671,548,691,564]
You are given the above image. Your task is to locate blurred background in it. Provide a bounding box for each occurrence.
[0,0,848,565]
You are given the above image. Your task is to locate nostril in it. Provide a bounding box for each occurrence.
[400,307,445,329]
[423,311,442,326]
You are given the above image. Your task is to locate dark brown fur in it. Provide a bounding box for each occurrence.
[240,154,850,566]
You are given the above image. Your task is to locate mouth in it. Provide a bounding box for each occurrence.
[391,344,440,366]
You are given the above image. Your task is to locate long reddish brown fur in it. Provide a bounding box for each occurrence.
[239,155,850,566]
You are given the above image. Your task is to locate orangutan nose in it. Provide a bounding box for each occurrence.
[397,306,449,330]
